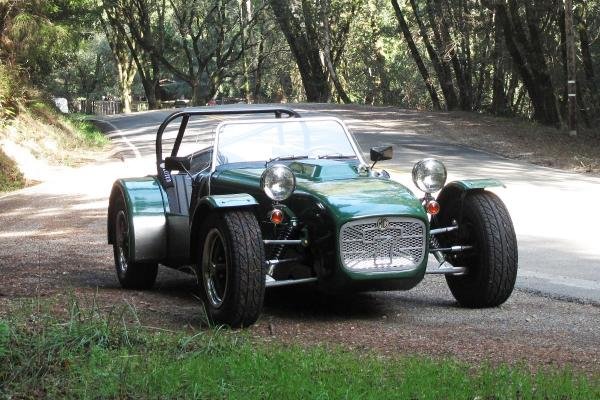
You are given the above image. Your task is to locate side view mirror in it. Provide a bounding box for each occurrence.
[370,146,393,168]
[164,156,191,171]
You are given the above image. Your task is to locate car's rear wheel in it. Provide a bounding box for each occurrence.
[434,191,518,307]
[197,210,265,328]
[112,195,158,290]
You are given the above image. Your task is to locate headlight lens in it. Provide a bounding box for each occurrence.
[260,164,296,201]
[412,159,447,193]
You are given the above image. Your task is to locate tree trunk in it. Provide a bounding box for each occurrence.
[408,0,457,110]
[239,0,251,103]
[577,2,598,119]
[368,4,391,105]
[321,0,351,104]
[117,61,135,113]
[269,0,330,102]
[494,2,561,126]
[101,4,139,113]
[252,32,265,103]
[564,0,577,135]
[491,8,509,115]
[391,0,441,110]
[134,53,160,110]
[433,0,472,111]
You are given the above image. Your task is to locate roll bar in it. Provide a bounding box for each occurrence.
[155,105,301,170]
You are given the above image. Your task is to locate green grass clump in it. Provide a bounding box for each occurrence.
[62,113,108,147]
[0,300,598,399]
[26,100,108,149]
[0,148,25,192]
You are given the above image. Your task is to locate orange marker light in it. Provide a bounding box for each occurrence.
[270,209,284,224]
[426,200,440,215]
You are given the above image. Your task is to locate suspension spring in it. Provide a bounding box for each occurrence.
[270,224,296,259]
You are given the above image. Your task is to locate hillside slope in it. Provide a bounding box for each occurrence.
[0,98,107,192]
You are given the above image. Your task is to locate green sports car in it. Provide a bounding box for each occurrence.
[107,105,518,327]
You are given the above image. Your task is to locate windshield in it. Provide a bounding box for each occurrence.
[214,118,360,167]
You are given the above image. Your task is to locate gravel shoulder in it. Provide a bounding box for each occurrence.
[1,105,598,373]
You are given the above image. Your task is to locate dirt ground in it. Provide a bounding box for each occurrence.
[1,105,599,374]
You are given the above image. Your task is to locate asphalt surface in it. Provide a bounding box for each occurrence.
[95,104,600,305]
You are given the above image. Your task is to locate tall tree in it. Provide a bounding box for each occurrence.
[391,0,441,110]
[108,0,165,109]
[576,0,599,119]
[268,0,330,102]
[490,0,561,125]
[406,0,457,109]
[319,0,354,103]
[490,6,510,116]
[100,4,137,113]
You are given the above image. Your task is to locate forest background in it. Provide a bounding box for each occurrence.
[0,0,598,130]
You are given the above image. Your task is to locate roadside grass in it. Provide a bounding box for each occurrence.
[1,299,597,399]
[26,100,108,150]
[0,147,25,191]
[0,97,108,191]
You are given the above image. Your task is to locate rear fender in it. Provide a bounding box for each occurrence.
[189,194,258,261]
[107,177,169,262]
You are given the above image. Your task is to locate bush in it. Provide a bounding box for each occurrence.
[0,148,25,191]
[0,64,25,121]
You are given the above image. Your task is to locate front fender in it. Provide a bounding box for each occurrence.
[198,193,258,209]
[189,193,258,261]
[436,178,504,220]
[107,177,169,263]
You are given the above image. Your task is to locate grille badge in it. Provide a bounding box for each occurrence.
[376,217,389,231]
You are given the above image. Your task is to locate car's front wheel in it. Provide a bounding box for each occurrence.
[112,195,158,289]
[434,191,518,307]
[197,210,265,327]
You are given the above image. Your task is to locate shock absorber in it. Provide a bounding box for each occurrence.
[270,223,297,260]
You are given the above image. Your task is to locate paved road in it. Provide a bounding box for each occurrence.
[96,104,600,304]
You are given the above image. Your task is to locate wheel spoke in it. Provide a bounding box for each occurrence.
[115,210,129,273]
[202,228,228,308]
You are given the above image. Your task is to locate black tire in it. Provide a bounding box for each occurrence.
[434,191,518,307]
[197,210,265,328]
[112,195,158,290]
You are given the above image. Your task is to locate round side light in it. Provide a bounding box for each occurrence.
[270,209,284,224]
[426,200,440,215]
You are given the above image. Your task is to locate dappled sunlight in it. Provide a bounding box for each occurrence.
[70,200,107,211]
[0,229,75,238]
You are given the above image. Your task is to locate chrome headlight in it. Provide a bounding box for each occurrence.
[260,164,296,201]
[412,159,447,193]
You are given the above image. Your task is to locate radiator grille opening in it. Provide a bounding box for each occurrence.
[339,217,426,272]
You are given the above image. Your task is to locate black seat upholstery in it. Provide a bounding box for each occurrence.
[167,174,192,215]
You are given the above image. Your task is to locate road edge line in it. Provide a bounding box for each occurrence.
[90,118,142,160]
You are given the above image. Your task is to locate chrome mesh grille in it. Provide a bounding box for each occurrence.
[339,217,426,272]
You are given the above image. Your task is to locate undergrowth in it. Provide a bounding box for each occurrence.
[0,65,107,191]
[0,298,598,399]
[0,147,24,191]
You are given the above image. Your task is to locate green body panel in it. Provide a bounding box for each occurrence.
[289,160,357,181]
[213,160,429,285]
[114,177,169,262]
[298,178,429,284]
[447,179,505,190]
[297,178,427,223]
[200,193,258,208]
